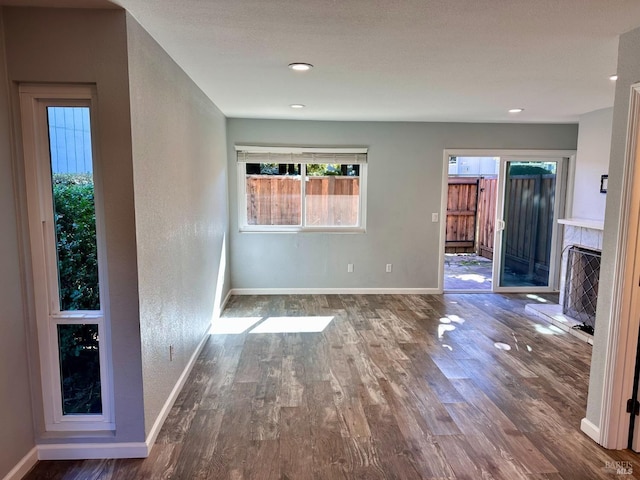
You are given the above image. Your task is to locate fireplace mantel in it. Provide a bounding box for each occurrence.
[558,218,604,231]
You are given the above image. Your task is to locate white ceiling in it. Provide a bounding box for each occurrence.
[9,0,640,123]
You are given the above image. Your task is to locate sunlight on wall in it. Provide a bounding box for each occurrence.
[212,234,227,322]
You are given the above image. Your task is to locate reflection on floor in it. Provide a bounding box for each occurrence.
[444,253,493,290]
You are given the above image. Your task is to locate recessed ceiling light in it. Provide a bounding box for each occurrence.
[290,104,306,109]
[609,74,618,81]
[288,63,313,72]
[508,108,524,113]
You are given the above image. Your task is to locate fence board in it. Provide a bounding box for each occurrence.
[476,177,497,259]
[445,178,478,252]
[502,174,556,283]
[246,176,359,226]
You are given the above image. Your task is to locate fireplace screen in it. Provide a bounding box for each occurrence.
[563,246,601,331]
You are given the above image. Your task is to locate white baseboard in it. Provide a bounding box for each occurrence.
[229,287,441,295]
[6,331,211,468]
[220,289,233,311]
[144,328,210,453]
[37,442,148,461]
[2,447,37,480]
[581,417,601,443]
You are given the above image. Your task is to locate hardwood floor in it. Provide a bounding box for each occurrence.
[25,293,640,479]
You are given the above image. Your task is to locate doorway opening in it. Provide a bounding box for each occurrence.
[444,156,498,291]
[442,153,566,293]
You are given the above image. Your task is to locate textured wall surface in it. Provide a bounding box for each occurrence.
[126,14,229,437]
[572,107,613,221]
[3,7,145,444]
[586,26,640,427]
[0,9,36,478]
[227,119,578,290]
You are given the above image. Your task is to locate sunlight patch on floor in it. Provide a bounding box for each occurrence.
[438,324,456,339]
[534,323,564,335]
[526,294,548,303]
[210,316,263,335]
[451,273,489,283]
[551,313,569,323]
[249,316,334,334]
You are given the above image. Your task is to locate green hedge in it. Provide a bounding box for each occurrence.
[52,173,102,414]
[52,173,100,311]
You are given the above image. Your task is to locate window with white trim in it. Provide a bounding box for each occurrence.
[19,85,113,432]
[236,146,367,232]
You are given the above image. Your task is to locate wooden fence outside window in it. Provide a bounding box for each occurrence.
[246,175,360,226]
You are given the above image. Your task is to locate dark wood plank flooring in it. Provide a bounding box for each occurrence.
[25,293,640,479]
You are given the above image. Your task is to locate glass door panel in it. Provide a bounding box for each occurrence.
[495,159,562,290]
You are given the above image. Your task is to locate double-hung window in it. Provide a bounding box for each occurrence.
[237,146,367,232]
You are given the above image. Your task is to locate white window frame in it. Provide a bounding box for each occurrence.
[19,84,114,432]
[236,146,368,233]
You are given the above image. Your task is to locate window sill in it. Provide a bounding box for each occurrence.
[45,421,116,433]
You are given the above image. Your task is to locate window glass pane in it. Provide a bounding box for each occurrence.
[305,164,360,227]
[246,163,301,225]
[47,107,100,311]
[57,323,102,415]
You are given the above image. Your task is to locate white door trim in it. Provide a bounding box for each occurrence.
[596,83,640,449]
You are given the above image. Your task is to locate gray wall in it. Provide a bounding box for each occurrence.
[227,119,578,290]
[0,10,35,477]
[586,26,640,426]
[126,15,230,437]
[3,7,145,444]
[572,107,612,221]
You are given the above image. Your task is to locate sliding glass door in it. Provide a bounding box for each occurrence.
[494,158,564,291]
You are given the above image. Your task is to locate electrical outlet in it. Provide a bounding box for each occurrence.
[169,345,174,361]
[431,212,439,222]
[386,263,393,273]
[347,263,354,273]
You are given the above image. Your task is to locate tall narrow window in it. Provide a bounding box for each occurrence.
[49,106,102,415]
[20,85,112,431]
[237,147,367,232]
